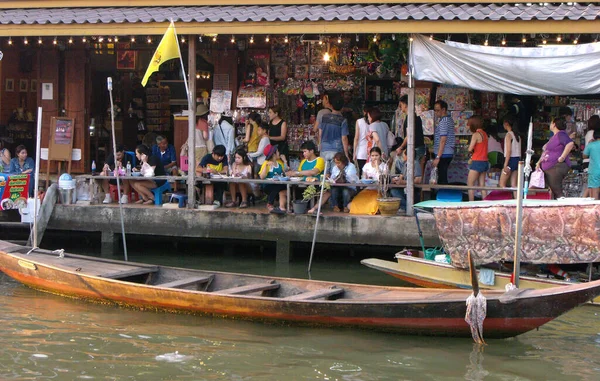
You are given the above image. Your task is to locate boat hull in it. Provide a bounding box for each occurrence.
[2,242,600,338]
[361,256,600,304]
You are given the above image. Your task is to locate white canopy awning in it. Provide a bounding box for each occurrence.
[411,34,600,95]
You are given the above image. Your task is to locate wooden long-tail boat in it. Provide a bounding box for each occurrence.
[361,256,600,304]
[2,240,600,338]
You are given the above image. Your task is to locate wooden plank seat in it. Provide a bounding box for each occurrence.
[285,287,344,301]
[158,275,213,289]
[101,266,159,279]
[217,281,279,295]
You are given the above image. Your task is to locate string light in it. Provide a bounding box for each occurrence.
[373,34,377,42]
[556,35,562,42]
[573,34,580,44]
[53,37,57,45]
[107,37,112,43]
[196,73,200,79]
[231,35,235,43]
[249,35,254,44]
[429,34,433,41]
[147,36,152,44]
[409,37,414,42]
[131,36,135,43]
[573,39,578,44]
[323,52,330,62]
[501,38,506,46]
[181,36,185,43]
[356,34,359,42]
[542,39,547,45]
[213,35,217,42]
[38,37,42,45]
[98,36,104,42]
[318,36,323,45]
[337,35,342,44]
[522,35,527,43]
[114,36,118,42]
[284,35,288,43]
[265,35,270,42]
[68,37,73,44]
[392,34,396,41]
[8,37,12,45]
[484,39,488,46]
[24,37,28,45]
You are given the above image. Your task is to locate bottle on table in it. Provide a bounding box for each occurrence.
[91,160,96,174]
[126,162,132,176]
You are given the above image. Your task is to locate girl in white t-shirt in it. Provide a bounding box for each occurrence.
[349,147,387,215]
[226,148,253,208]
[499,115,521,189]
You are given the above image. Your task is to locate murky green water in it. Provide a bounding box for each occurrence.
[1,238,600,380]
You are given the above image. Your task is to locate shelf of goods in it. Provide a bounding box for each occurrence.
[145,86,171,132]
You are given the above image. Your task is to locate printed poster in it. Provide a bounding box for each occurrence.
[236,86,267,109]
[0,174,29,210]
[209,90,232,113]
[451,110,474,135]
[436,87,471,111]
[421,110,435,135]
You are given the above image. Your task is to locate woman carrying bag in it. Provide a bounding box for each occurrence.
[536,116,574,199]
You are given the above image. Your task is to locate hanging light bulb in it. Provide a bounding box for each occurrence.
[573,39,578,44]
[8,37,12,45]
[265,35,270,42]
[337,35,342,44]
[501,38,506,45]
[250,35,254,44]
[373,34,377,42]
[231,35,235,43]
[107,37,112,43]
[53,37,57,45]
[181,36,186,43]
[131,36,135,43]
[429,34,434,41]
[484,39,488,46]
[522,35,527,43]
[196,73,200,79]
[213,35,217,42]
[38,37,43,45]
[24,37,28,45]
[392,34,396,41]
[114,36,119,42]
[318,37,323,45]
[147,36,152,44]
[323,52,330,62]
[557,35,562,42]
[542,39,547,45]
[98,36,104,42]
[356,34,359,42]
[409,37,414,42]
[68,37,73,44]
[284,35,288,43]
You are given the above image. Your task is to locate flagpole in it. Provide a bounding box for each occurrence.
[169,21,190,105]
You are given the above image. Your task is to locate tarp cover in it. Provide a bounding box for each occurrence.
[411,34,600,95]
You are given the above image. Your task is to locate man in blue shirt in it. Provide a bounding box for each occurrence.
[152,136,178,175]
[432,100,455,185]
[319,91,350,174]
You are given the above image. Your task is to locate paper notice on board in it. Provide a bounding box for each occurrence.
[210,90,232,113]
[42,83,53,100]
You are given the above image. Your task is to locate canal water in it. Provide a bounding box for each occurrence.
[1,237,600,380]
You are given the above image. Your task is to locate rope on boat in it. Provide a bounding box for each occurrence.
[53,249,65,258]
[465,292,487,345]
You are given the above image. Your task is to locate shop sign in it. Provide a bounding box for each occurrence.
[0,174,30,210]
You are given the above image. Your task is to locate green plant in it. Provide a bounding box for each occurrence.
[302,183,331,202]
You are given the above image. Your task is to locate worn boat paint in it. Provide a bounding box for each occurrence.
[2,240,600,338]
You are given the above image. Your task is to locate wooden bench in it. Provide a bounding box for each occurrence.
[217,281,280,295]
[285,287,344,301]
[158,275,214,289]
[101,266,159,279]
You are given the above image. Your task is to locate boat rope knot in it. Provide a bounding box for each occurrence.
[53,249,65,258]
[465,292,487,345]
[505,283,517,292]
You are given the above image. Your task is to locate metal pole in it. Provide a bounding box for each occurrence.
[32,107,43,248]
[512,160,525,288]
[187,36,196,207]
[406,35,415,216]
[108,77,128,262]
[308,160,328,276]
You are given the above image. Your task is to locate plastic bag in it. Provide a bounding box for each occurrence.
[530,168,545,188]
[140,162,155,178]
[429,167,438,185]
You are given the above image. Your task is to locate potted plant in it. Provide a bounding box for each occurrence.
[293,183,330,214]
[376,160,401,216]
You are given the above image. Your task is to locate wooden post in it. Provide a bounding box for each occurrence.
[187,35,197,208]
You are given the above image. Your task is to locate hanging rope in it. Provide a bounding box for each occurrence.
[465,250,487,344]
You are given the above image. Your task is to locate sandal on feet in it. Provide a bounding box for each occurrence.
[225,201,236,208]
[266,203,274,212]
[333,206,341,213]
[135,199,145,204]
[239,201,248,208]
[343,207,350,213]
[143,199,154,205]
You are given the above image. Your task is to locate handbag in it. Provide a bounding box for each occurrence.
[530,168,545,188]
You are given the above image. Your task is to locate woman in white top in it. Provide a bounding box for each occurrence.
[225,148,253,208]
[353,106,370,177]
[499,115,521,189]
[214,116,236,159]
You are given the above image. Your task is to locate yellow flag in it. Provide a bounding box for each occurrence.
[141,22,180,86]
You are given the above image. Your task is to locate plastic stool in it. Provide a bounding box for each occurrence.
[169,193,188,208]
[151,182,172,206]
[109,184,138,202]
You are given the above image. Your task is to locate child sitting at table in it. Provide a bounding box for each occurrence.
[259,144,288,214]
[349,147,387,215]
[225,148,252,208]
[308,152,359,214]
[196,144,229,206]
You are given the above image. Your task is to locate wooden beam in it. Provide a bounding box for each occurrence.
[0,20,596,36]
[101,266,159,279]
[285,287,344,301]
[217,282,280,295]
[0,1,527,9]
[158,275,213,289]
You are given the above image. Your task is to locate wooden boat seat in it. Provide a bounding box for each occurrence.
[217,281,279,295]
[158,275,214,289]
[101,266,159,279]
[284,287,344,301]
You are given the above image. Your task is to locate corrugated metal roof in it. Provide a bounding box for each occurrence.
[0,4,597,25]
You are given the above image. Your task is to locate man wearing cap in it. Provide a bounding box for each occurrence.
[259,144,288,214]
[181,104,210,168]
